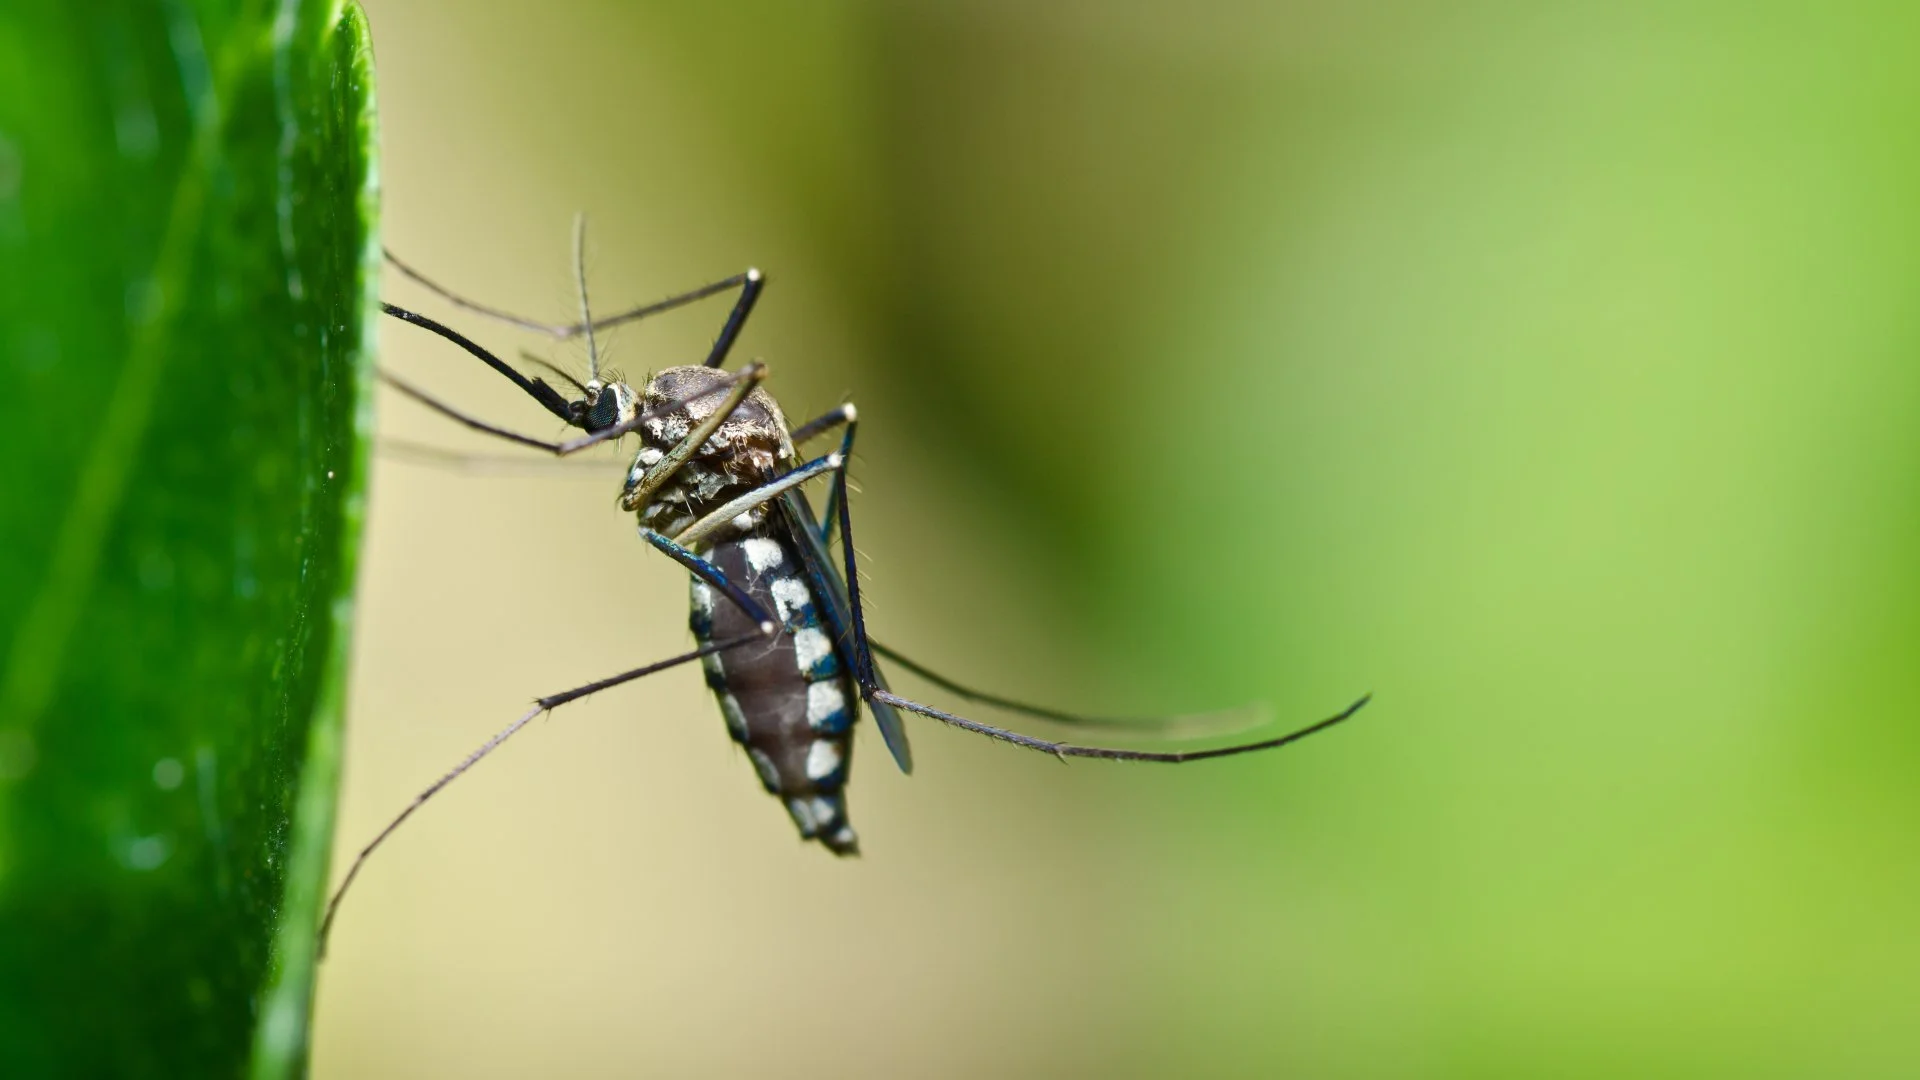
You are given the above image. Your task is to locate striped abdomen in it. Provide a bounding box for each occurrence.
[690,532,859,855]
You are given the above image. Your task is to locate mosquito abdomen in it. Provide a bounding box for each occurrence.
[692,533,859,855]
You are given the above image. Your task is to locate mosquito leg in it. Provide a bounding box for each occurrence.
[380,370,566,453]
[789,403,855,448]
[377,438,625,478]
[569,211,762,370]
[867,639,1265,732]
[617,365,769,508]
[819,417,862,546]
[386,250,569,335]
[386,247,758,340]
[869,686,1371,763]
[698,269,764,369]
[770,418,913,770]
[641,530,778,632]
[317,630,764,955]
[826,457,1371,762]
[784,404,859,543]
[668,451,845,551]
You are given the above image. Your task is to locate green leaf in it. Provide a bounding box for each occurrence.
[0,2,377,1075]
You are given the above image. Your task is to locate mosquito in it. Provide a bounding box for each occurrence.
[319,218,1370,949]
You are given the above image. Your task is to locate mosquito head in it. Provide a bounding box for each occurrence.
[578,378,638,434]
[641,365,792,471]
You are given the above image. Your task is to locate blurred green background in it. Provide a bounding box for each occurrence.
[319,1,1920,1076]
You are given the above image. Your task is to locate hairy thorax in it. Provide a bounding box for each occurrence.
[619,365,796,540]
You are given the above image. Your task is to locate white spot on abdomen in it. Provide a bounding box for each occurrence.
[806,680,845,729]
[792,628,832,673]
[747,748,781,792]
[743,537,785,572]
[770,577,812,622]
[716,691,749,742]
[786,797,820,835]
[805,739,844,781]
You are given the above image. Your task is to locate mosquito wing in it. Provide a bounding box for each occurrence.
[778,487,914,774]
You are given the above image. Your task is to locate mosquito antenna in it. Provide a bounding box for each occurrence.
[518,349,590,396]
[573,213,601,383]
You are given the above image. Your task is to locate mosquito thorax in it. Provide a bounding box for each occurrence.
[620,365,796,532]
[641,366,793,470]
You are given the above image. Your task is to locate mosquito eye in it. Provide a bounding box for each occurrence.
[586,385,633,432]
[586,394,620,432]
